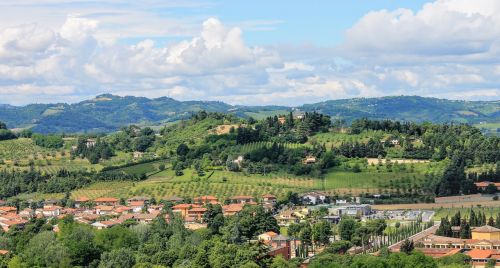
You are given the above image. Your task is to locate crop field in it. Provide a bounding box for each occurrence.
[432,206,500,219]
[67,168,315,200]
[107,160,168,176]
[308,130,388,148]
[238,141,310,154]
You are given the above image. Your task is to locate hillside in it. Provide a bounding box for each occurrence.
[0,94,498,133]
[300,96,500,124]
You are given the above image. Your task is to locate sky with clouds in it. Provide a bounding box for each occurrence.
[0,0,499,105]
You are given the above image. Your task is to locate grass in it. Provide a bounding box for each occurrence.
[308,130,388,149]
[433,207,500,220]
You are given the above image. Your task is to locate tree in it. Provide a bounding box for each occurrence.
[99,248,136,268]
[326,240,352,254]
[338,218,359,241]
[176,143,190,157]
[460,222,471,239]
[21,231,71,268]
[312,221,332,245]
[270,255,293,268]
[400,239,414,254]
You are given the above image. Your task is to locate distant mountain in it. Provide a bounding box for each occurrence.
[0,94,498,133]
[300,96,500,124]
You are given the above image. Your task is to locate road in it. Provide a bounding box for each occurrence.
[388,223,439,252]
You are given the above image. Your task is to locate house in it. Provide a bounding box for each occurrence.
[133,151,144,159]
[19,208,34,219]
[233,156,244,166]
[0,207,17,214]
[222,203,244,216]
[262,194,277,204]
[258,231,278,242]
[44,199,60,206]
[95,205,114,215]
[75,196,90,208]
[229,195,255,204]
[94,197,119,206]
[92,221,119,230]
[187,207,207,222]
[303,156,317,164]
[475,182,500,191]
[390,139,400,146]
[472,225,500,240]
[113,206,132,214]
[267,235,293,260]
[41,206,62,217]
[275,210,299,226]
[86,139,97,148]
[337,205,372,217]
[193,196,218,205]
[129,201,146,213]
[465,249,500,267]
[0,219,27,232]
[172,204,201,217]
[301,192,326,205]
[278,117,286,124]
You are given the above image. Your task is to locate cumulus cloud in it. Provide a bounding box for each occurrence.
[0,0,499,105]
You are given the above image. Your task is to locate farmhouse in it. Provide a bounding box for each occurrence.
[133,151,144,159]
[74,196,90,208]
[172,204,201,217]
[301,191,326,205]
[474,181,500,191]
[85,139,97,148]
[303,156,317,165]
[222,203,244,216]
[278,117,286,124]
[262,194,277,204]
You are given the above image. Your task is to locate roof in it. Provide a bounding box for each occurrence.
[0,207,16,212]
[172,204,200,210]
[94,197,118,202]
[0,250,8,255]
[129,201,145,207]
[472,225,500,233]
[262,194,277,198]
[75,197,90,202]
[95,205,114,211]
[230,195,254,200]
[474,182,500,187]
[188,208,207,213]
[262,231,278,237]
[466,249,494,259]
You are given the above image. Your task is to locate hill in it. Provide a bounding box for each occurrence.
[300,96,499,124]
[0,94,498,133]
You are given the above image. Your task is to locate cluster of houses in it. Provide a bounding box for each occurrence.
[0,194,279,232]
[412,225,500,267]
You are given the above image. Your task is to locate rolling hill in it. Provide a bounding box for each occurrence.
[0,94,498,134]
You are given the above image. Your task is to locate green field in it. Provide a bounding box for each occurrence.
[0,138,100,173]
[433,207,500,220]
[308,130,388,148]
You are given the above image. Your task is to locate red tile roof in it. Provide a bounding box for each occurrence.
[466,249,494,259]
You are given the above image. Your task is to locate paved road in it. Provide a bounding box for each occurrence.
[388,223,439,251]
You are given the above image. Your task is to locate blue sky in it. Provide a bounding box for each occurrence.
[0,0,498,105]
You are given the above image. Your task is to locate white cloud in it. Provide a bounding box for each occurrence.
[0,0,499,106]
